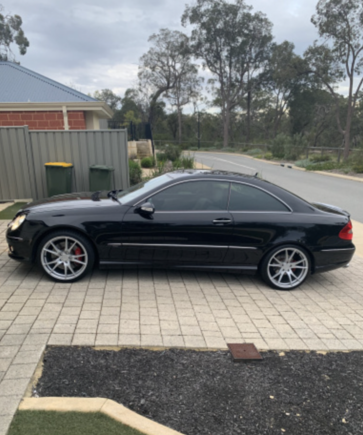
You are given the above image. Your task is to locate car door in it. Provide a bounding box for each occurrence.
[225,182,292,267]
[118,179,234,267]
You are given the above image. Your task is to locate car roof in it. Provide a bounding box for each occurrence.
[167,169,258,181]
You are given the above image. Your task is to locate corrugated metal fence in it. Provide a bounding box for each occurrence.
[0,126,129,201]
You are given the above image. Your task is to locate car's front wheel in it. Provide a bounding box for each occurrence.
[38,230,95,282]
[260,245,311,290]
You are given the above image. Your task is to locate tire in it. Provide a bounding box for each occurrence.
[37,230,95,283]
[260,245,311,291]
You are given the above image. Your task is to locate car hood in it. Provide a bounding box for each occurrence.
[311,202,350,218]
[20,192,116,214]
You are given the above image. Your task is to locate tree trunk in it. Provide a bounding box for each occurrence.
[246,91,251,143]
[178,108,182,145]
[343,103,353,161]
[223,108,230,148]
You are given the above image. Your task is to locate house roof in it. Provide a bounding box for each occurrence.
[0,61,97,103]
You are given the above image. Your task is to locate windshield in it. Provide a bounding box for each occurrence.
[117,173,174,204]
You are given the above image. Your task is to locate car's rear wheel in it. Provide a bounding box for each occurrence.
[260,245,310,290]
[38,231,94,282]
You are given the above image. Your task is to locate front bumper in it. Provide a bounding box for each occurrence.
[6,235,33,262]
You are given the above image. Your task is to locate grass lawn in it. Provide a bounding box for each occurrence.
[0,203,28,220]
[8,411,145,435]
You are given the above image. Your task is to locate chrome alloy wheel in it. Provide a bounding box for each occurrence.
[267,247,309,289]
[40,236,88,281]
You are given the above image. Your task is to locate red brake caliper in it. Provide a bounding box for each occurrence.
[74,247,82,263]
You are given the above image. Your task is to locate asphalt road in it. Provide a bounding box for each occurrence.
[193,152,363,223]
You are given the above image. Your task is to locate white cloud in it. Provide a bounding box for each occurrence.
[6,0,356,100]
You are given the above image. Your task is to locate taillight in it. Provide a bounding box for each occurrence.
[339,221,353,240]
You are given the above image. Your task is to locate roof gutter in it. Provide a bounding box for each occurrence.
[0,101,114,119]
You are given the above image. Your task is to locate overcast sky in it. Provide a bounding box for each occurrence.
[8,0,322,98]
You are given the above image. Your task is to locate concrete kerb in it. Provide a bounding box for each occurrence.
[19,397,184,435]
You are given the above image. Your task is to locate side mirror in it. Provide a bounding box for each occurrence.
[137,202,155,216]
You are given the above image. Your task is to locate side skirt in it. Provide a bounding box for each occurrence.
[99,261,258,275]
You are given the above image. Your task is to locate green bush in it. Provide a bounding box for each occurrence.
[140,157,155,168]
[129,160,142,185]
[180,155,195,169]
[264,152,273,160]
[271,134,290,158]
[310,154,331,163]
[349,150,363,166]
[295,159,311,168]
[305,161,339,171]
[353,163,363,173]
[270,134,307,160]
[245,148,264,156]
[156,152,168,163]
[164,145,182,162]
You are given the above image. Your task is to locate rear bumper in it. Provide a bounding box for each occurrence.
[313,246,355,274]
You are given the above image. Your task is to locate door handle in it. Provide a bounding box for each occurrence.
[213,218,232,225]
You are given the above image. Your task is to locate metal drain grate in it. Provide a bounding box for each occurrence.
[227,343,263,362]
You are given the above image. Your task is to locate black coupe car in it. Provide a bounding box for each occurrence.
[6,170,355,290]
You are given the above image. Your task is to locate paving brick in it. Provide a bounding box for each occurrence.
[72,334,96,346]
[48,334,73,345]
[0,414,14,435]
[118,334,140,346]
[4,363,37,380]
[95,334,118,346]
[0,378,30,396]
[0,334,26,346]
[0,359,12,372]
[141,334,163,347]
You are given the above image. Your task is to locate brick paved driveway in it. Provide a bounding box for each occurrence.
[1,218,363,434]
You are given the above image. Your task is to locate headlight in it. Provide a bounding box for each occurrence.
[10,214,26,231]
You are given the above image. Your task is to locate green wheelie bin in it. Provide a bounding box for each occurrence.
[89,165,114,191]
[44,162,73,197]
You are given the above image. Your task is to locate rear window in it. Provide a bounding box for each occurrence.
[229,183,289,212]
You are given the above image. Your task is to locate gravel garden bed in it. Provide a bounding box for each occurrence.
[35,347,363,435]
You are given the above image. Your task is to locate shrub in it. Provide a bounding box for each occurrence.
[156,152,168,163]
[305,161,339,171]
[180,155,195,169]
[310,154,331,163]
[284,135,308,161]
[349,150,363,166]
[164,145,182,162]
[264,152,273,160]
[353,163,363,173]
[245,148,264,156]
[141,157,155,168]
[271,134,290,158]
[295,159,311,168]
[129,159,142,185]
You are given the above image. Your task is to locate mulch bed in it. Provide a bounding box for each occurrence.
[35,347,363,435]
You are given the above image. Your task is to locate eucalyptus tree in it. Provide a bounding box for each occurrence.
[265,41,306,138]
[165,66,203,143]
[93,89,122,111]
[305,0,363,160]
[182,0,273,148]
[138,29,198,128]
[0,4,29,61]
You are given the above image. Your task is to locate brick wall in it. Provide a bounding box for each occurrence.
[0,111,86,130]
[68,111,86,130]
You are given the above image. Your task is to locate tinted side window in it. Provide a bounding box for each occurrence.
[229,183,289,212]
[149,181,230,211]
